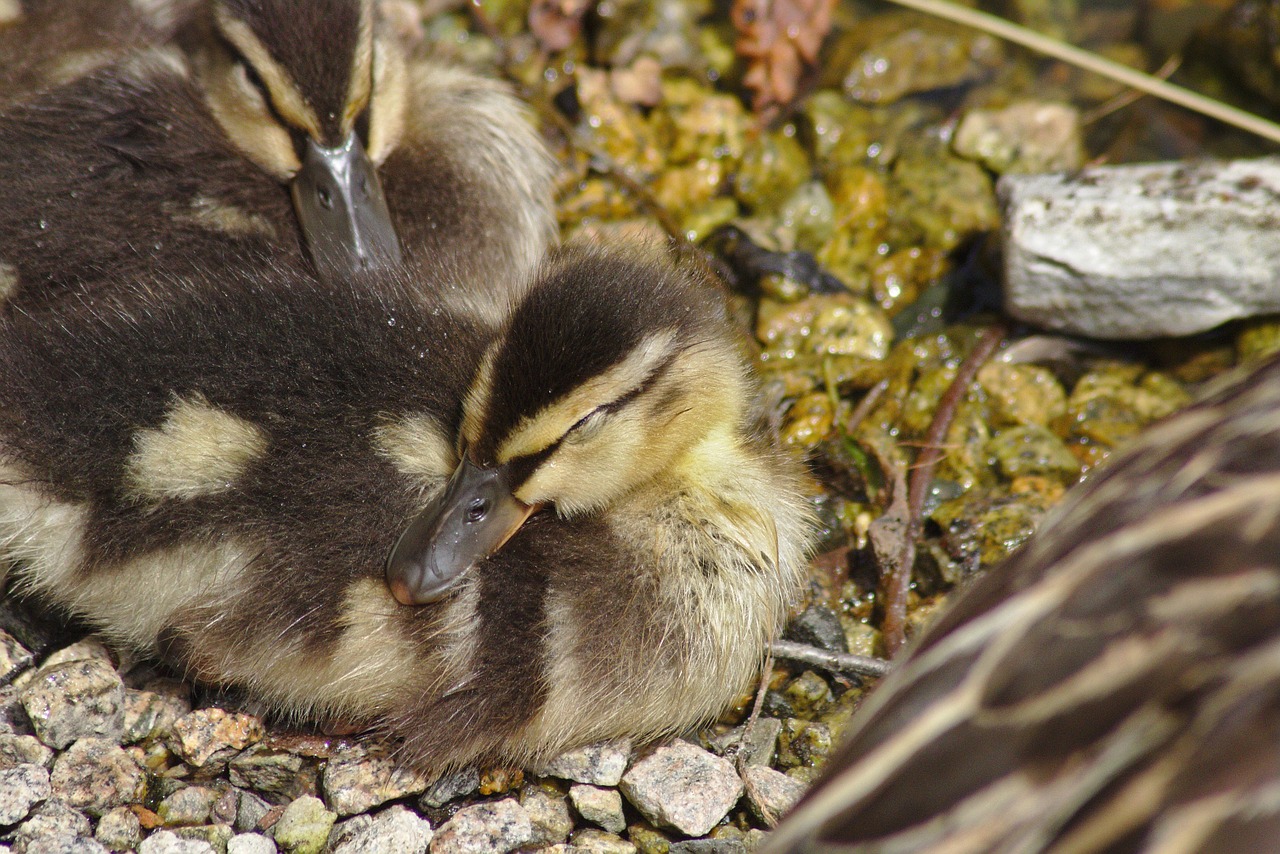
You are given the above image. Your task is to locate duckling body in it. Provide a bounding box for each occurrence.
[0,245,813,772]
[0,0,555,320]
[765,357,1280,852]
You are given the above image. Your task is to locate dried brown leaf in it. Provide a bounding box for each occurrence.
[528,0,594,52]
[732,0,836,110]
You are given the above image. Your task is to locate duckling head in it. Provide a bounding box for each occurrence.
[387,245,753,605]
[192,0,406,280]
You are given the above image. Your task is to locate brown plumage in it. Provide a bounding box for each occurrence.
[0,0,554,315]
[0,244,814,773]
[764,353,1280,853]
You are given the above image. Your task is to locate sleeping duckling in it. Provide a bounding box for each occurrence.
[0,244,813,772]
[764,354,1280,852]
[0,0,554,318]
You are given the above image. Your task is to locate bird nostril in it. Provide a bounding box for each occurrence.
[317,187,333,210]
[465,498,488,524]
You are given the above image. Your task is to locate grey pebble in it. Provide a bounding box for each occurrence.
[270,795,335,854]
[569,784,625,834]
[136,830,216,854]
[533,740,631,787]
[709,720,782,769]
[9,800,91,850]
[0,686,33,737]
[157,786,220,827]
[171,825,233,851]
[234,791,272,834]
[25,836,109,854]
[566,828,636,853]
[320,745,427,817]
[619,742,744,837]
[430,798,532,854]
[519,786,573,847]
[0,736,53,771]
[0,763,49,824]
[49,738,146,816]
[121,689,191,745]
[416,766,478,810]
[20,661,125,750]
[95,806,143,852]
[328,805,431,854]
[226,833,276,854]
[669,840,746,854]
[741,766,805,824]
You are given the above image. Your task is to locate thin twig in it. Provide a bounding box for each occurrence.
[1082,55,1183,127]
[881,0,1280,145]
[738,647,779,826]
[882,323,1008,656]
[770,639,892,679]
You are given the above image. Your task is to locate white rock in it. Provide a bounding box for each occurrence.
[329,805,431,854]
[137,830,217,854]
[569,784,626,834]
[227,832,277,854]
[0,762,49,823]
[619,741,743,836]
[1001,157,1280,339]
[430,798,532,854]
[533,739,631,786]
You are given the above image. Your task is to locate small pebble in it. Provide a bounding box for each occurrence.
[25,836,109,854]
[519,786,574,847]
[157,786,220,826]
[430,798,532,854]
[533,739,631,787]
[171,825,233,851]
[21,660,126,749]
[11,800,92,849]
[234,791,272,834]
[569,784,626,834]
[0,630,33,685]
[619,742,744,837]
[95,806,144,852]
[40,640,114,670]
[568,828,637,854]
[227,833,276,854]
[0,735,53,770]
[0,762,49,823]
[708,719,781,768]
[416,766,478,809]
[320,744,428,817]
[228,746,310,801]
[270,795,335,854]
[328,805,431,854]
[669,840,745,854]
[121,689,191,745]
[742,765,806,823]
[167,710,263,769]
[136,830,216,854]
[49,738,146,816]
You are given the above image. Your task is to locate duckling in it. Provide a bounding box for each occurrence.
[0,244,814,772]
[763,354,1280,852]
[0,0,555,319]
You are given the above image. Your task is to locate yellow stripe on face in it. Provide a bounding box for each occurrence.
[343,0,375,134]
[371,414,457,480]
[493,330,678,463]
[214,8,323,139]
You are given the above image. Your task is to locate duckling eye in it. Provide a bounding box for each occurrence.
[465,497,489,524]
[567,407,606,440]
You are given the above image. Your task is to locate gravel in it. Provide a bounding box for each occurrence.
[618,741,744,837]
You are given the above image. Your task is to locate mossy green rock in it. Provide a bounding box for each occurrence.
[272,795,336,854]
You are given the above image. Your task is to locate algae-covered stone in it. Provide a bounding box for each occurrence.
[978,360,1068,428]
[775,719,832,769]
[953,101,1085,174]
[653,82,747,166]
[734,131,811,212]
[776,181,836,253]
[891,141,999,252]
[988,424,1081,481]
[799,91,877,168]
[780,392,835,450]
[271,796,335,854]
[783,672,833,719]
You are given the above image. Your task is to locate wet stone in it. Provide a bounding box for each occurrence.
[568,828,637,853]
[0,762,49,824]
[136,830,216,854]
[708,718,781,768]
[167,710,263,769]
[533,739,631,786]
[9,799,91,848]
[327,806,432,854]
[157,786,220,827]
[0,736,53,770]
[569,784,625,833]
[784,606,847,653]
[627,823,672,854]
[519,785,573,847]
[742,765,806,823]
[95,806,143,852]
[49,739,145,817]
[270,796,334,854]
[669,840,745,854]
[171,825,232,851]
[430,798,532,854]
[0,631,33,686]
[0,686,32,737]
[416,766,479,809]
[122,689,191,745]
[210,790,238,827]
[228,747,311,801]
[226,833,275,854]
[618,742,744,837]
[320,744,428,817]
[21,660,126,750]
